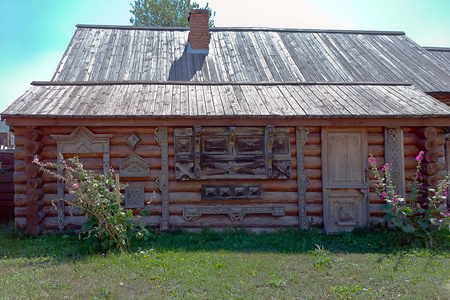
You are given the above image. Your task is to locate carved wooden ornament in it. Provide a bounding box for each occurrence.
[384,127,405,197]
[175,126,291,180]
[183,206,285,221]
[125,186,145,209]
[51,127,112,232]
[119,154,150,177]
[155,127,170,231]
[296,127,309,230]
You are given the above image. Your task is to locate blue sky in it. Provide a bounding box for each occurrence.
[0,0,449,112]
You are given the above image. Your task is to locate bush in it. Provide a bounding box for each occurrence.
[34,156,151,252]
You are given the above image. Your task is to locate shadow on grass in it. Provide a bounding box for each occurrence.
[2,222,449,264]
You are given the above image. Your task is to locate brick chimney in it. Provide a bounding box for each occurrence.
[188,9,210,53]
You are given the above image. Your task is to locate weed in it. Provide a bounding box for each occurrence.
[312,244,333,269]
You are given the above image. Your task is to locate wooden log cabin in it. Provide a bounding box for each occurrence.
[2,10,450,234]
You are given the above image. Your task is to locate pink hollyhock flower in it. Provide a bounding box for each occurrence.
[444,211,450,217]
[73,183,79,189]
[393,207,398,213]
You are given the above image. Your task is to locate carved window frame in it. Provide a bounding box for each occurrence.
[174,125,291,180]
[51,127,113,231]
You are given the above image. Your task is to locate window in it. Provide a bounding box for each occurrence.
[174,125,291,180]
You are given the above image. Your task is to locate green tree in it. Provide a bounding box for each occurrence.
[130,0,215,27]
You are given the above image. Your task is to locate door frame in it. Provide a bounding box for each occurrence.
[321,127,369,233]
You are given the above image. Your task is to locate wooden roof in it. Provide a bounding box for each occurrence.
[3,82,450,118]
[49,25,450,93]
[425,47,450,71]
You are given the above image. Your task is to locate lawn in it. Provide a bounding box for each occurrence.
[1,223,449,299]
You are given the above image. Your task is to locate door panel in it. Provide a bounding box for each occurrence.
[322,128,368,233]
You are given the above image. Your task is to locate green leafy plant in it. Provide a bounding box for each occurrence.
[34,155,151,251]
[312,244,333,269]
[368,153,450,247]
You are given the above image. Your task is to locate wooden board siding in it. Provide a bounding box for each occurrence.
[0,151,14,218]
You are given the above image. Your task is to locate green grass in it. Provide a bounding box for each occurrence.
[1,223,449,299]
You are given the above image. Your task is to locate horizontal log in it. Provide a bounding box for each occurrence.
[401,127,417,134]
[15,217,27,229]
[303,144,321,156]
[14,135,26,147]
[368,133,383,145]
[404,144,419,156]
[305,133,320,145]
[167,215,299,228]
[14,160,26,171]
[368,144,384,157]
[14,206,28,217]
[367,127,383,133]
[403,132,420,145]
[14,183,27,194]
[14,194,29,207]
[14,146,26,160]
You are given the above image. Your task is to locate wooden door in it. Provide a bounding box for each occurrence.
[322,127,369,233]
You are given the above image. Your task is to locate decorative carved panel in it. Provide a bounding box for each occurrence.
[183,206,285,221]
[385,127,405,197]
[201,184,263,200]
[125,186,145,208]
[125,132,142,150]
[51,127,112,232]
[174,126,291,180]
[155,127,170,231]
[119,154,150,177]
[296,127,309,229]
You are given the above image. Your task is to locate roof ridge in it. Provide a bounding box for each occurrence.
[33,81,413,86]
[75,24,405,35]
[424,47,450,52]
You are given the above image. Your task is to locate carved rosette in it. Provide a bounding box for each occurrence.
[296,127,310,230]
[155,127,170,231]
[51,127,112,232]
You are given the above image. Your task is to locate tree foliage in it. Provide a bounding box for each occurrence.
[130,0,215,27]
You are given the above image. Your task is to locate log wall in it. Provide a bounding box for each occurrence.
[11,124,448,233]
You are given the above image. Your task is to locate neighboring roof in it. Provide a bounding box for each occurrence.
[425,47,450,70]
[50,25,450,93]
[3,81,450,118]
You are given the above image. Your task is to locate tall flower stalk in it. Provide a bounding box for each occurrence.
[368,152,450,247]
